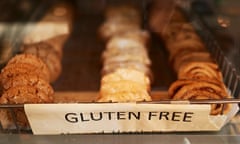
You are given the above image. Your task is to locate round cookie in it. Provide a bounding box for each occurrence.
[44,34,68,59]
[44,50,62,83]
[172,51,213,73]
[2,74,54,98]
[102,61,152,79]
[0,85,53,104]
[99,20,140,40]
[101,68,150,89]
[1,62,49,84]
[6,54,50,82]
[23,41,61,60]
[0,85,54,128]
[178,62,223,81]
[22,43,62,82]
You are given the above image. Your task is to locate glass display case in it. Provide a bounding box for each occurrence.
[0,0,239,143]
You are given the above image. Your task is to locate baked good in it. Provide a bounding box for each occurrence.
[101,61,152,79]
[178,62,223,81]
[168,79,230,115]
[172,51,213,72]
[98,68,151,102]
[43,34,68,59]
[99,20,140,41]
[23,42,62,83]
[0,53,54,128]
[101,68,150,88]
[98,4,152,103]
[0,85,53,128]
[5,54,50,82]
[1,59,50,84]
[167,39,206,58]
[152,5,231,115]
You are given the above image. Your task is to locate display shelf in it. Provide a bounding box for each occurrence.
[0,0,239,143]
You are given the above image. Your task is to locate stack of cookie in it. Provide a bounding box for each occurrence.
[157,8,230,115]
[97,5,152,102]
[22,34,68,83]
[0,54,54,128]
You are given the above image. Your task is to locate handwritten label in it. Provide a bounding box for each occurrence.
[24,103,224,135]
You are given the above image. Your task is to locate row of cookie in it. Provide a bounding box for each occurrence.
[0,34,68,128]
[0,2,72,128]
[0,54,54,128]
[150,4,230,115]
[97,5,152,102]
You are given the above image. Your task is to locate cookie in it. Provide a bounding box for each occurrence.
[168,79,230,115]
[23,44,62,82]
[22,41,61,60]
[44,50,62,82]
[102,61,152,79]
[2,74,54,98]
[6,54,50,82]
[97,91,151,102]
[1,62,49,84]
[101,68,150,87]
[172,51,213,72]
[99,20,140,40]
[0,85,53,128]
[44,34,68,58]
[178,62,223,81]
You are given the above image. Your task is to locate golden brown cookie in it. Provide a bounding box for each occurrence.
[106,36,146,51]
[0,85,53,104]
[44,50,62,82]
[23,43,62,82]
[1,62,49,85]
[168,79,230,115]
[2,74,54,98]
[101,61,152,80]
[100,81,149,94]
[101,68,150,88]
[172,51,213,72]
[102,45,148,61]
[22,41,61,60]
[178,62,223,81]
[112,30,150,46]
[99,20,140,40]
[0,85,53,128]
[162,22,195,40]
[98,81,151,102]
[103,53,151,66]
[166,31,201,45]
[167,39,206,54]
[97,91,151,102]
[6,54,50,82]
[44,34,68,58]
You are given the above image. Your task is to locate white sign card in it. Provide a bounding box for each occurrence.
[24,103,226,135]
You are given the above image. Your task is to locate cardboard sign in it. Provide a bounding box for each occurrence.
[24,103,228,135]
